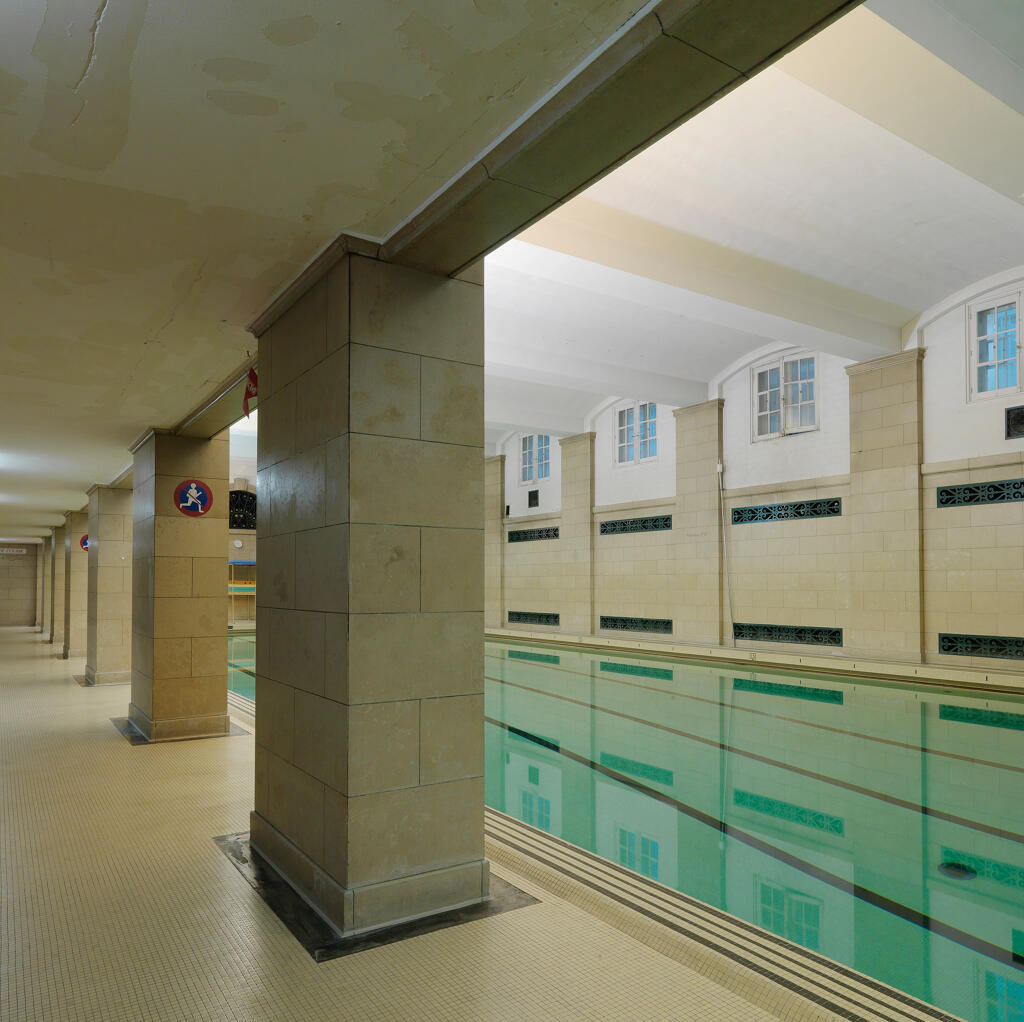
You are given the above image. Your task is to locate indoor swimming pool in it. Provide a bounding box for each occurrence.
[485,640,1024,1022]
[228,632,254,702]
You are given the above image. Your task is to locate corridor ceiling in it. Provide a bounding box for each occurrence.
[0,0,649,535]
[484,0,1024,447]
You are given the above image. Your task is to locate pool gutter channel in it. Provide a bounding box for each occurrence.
[484,808,964,1022]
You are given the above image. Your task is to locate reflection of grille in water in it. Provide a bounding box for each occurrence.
[229,489,257,529]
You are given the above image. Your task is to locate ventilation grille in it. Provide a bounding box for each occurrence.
[508,527,559,543]
[938,632,1024,659]
[937,479,1024,507]
[600,660,673,681]
[228,490,257,530]
[732,498,841,525]
[508,611,559,627]
[939,704,1024,731]
[599,615,672,634]
[734,678,843,704]
[940,847,1024,889]
[1006,405,1024,440]
[599,515,672,536]
[508,649,560,665]
[734,790,844,836]
[733,622,843,647]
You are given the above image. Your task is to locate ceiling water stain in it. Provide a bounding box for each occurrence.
[30,0,147,170]
[201,57,273,84]
[262,15,319,47]
[206,90,280,117]
[0,67,28,115]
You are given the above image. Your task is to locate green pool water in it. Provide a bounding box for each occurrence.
[228,633,254,702]
[486,640,1024,1022]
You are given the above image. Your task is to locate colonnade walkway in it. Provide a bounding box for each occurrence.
[0,628,781,1022]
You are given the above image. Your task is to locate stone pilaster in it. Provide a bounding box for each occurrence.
[35,542,45,631]
[252,253,487,937]
[673,401,724,644]
[86,486,133,684]
[63,511,89,658]
[559,433,595,634]
[51,525,66,650]
[845,349,925,661]
[41,537,51,639]
[484,455,505,630]
[129,431,229,740]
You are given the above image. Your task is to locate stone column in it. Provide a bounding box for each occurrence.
[129,430,229,741]
[559,433,595,634]
[484,455,505,630]
[85,486,133,684]
[673,401,724,645]
[252,253,487,937]
[845,350,924,661]
[52,524,66,650]
[40,538,51,639]
[63,510,89,658]
[34,543,43,630]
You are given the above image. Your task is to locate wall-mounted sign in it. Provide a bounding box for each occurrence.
[174,479,213,517]
[0,548,27,555]
[80,535,89,551]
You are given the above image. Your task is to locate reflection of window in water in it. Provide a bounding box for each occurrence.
[617,828,659,880]
[520,791,551,831]
[758,881,821,950]
[985,971,1024,1022]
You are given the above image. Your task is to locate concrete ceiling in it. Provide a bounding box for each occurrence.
[484,1,1024,446]
[0,0,648,535]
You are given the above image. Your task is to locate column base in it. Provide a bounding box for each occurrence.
[85,666,131,685]
[250,811,490,937]
[128,702,230,742]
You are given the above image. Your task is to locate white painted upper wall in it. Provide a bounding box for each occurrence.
[501,433,564,518]
[917,267,1024,464]
[720,350,852,490]
[593,400,677,507]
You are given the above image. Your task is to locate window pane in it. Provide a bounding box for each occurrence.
[769,368,779,388]
[802,358,814,380]
[769,390,780,411]
[649,438,657,457]
[979,337,996,364]
[979,366,998,392]
[627,442,634,461]
[758,394,768,413]
[757,414,770,436]
[801,404,813,426]
[757,370,769,390]
[1009,361,1019,388]
[770,412,781,433]
[979,308,996,336]
[784,360,797,382]
[785,404,799,430]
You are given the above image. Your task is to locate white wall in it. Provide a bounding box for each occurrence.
[919,274,1024,464]
[593,400,677,507]
[721,350,851,490]
[502,432,563,517]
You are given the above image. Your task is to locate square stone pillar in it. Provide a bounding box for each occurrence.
[252,253,487,937]
[845,350,925,661]
[129,430,229,741]
[52,525,66,649]
[484,455,505,630]
[559,433,595,634]
[40,538,51,638]
[63,510,89,658]
[86,486,133,684]
[673,400,724,645]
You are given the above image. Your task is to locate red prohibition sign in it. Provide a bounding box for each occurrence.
[80,535,89,551]
[173,479,213,517]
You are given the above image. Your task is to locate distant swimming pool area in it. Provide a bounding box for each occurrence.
[484,640,1024,1022]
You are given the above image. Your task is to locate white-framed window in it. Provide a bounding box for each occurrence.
[521,790,551,831]
[984,971,1024,1022]
[617,827,659,879]
[969,294,1020,400]
[752,354,817,440]
[756,880,821,950]
[520,434,551,483]
[616,402,657,464]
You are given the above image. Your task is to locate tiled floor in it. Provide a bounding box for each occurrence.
[2,629,809,1022]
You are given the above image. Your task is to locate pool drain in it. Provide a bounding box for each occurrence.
[938,861,977,880]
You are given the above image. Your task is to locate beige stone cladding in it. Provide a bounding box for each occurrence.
[129,430,229,741]
[594,498,676,632]
[558,432,595,633]
[923,452,1024,669]
[40,540,51,636]
[725,476,850,657]
[63,510,89,658]
[51,526,66,647]
[844,350,924,661]
[0,547,38,626]
[484,455,505,629]
[86,486,133,684]
[252,253,487,937]
[34,541,43,628]
[671,401,724,644]
[503,512,565,628]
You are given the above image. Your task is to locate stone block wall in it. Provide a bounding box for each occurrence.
[0,548,38,626]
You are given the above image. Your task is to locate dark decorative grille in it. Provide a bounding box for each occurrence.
[731,498,841,525]
[599,752,673,786]
[508,527,559,543]
[600,660,673,681]
[733,678,843,705]
[940,847,1024,889]
[733,622,843,647]
[1006,405,1024,440]
[734,790,844,836]
[228,489,257,530]
[599,515,672,536]
[508,649,560,665]
[938,632,1024,660]
[937,479,1024,507]
[599,615,672,635]
[508,611,559,627]
[939,704,1024,731]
